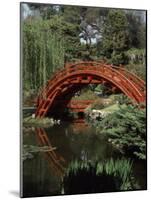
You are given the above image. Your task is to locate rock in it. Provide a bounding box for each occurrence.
[31,113,35,119]
[88,109,111,120]
[57,119,61,124]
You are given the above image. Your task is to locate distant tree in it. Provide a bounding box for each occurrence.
[102,10,129,65]
[61,6,82,61]
[126,11,146,49]
[27,3,61,19]
[79,7,108,60]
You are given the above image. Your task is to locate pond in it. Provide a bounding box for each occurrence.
[22,120,146,197]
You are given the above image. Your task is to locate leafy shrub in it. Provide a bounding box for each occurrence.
[72,89,100,100]
[126,48,145,64]
[97,105,146,160]
[111,51,129,65]
[23,116,55,127]
[125,63,146,81]
[114,94,132,105]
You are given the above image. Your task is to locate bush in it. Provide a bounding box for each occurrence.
[97,105,146,160]
[126,48,145,64]
[72,89,100,100]
[114,94,132,105]
[125,63,146,81]
[23,116,55,127]
[111,51,129,65]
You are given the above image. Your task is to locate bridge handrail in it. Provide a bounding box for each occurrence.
[47,62,145,88]
[36,61,146,117]
[66,62,145,90]
[45,66,142,105]
[116,67,145,88]
[71,63,144,92]
[39,62,144,102]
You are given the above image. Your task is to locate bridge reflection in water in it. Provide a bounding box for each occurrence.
[23,120,114,197]
[23,120,146,197]
[35,127,66,177]
[34,120,90,176]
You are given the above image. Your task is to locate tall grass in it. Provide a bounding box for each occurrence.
[62,158,137,194]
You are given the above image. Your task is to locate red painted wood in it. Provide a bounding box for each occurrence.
[35,61,146,118]
[35,128,65,176]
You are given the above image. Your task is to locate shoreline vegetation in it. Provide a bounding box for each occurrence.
[23,115,60,127]
[85,98,146,160]
[23,145,57,161]
[23,93,146,161]
[62,158,140,194]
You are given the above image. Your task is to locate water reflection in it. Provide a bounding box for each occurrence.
[35,127,66,177]
[23,120,146,197]
[23,120,116,197]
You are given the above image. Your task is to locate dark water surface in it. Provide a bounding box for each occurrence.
[22,120,146,197]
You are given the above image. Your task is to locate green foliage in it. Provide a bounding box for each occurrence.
[125,48,146,81]
[90,99,106,110]
[72,89,100,100]
[114,94,132,105]
[22,4,146,106]
[125,63,146,81]
[126,48,146,64]
[97,104,146,160]
[22,7,82,99]
[99,104,120,112]
[96,158,134,190]
[23,144,56,161]
[23,116,54,127]
[28,4,61,20]
[62,158,138,194]
[23,17,65,94]
[126,11,146,49]
[102,10,129,65]
[101,10,146,65]
[85,94,117,111]
[111,51,129,65]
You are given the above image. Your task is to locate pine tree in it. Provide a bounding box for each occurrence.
[102,10,129,65]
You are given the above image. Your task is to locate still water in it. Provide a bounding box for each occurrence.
[23,120,146,197]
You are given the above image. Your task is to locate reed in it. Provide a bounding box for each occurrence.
[62,158,136,194]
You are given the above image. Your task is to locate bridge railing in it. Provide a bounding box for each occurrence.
[36,61,146,117]
[39,62,145,102]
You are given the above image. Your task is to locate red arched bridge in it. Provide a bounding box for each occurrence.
[35,61,146,118]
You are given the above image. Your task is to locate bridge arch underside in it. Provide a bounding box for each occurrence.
[46,78,120,117]
[36,70,145,118]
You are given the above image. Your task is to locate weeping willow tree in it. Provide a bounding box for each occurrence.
[22,16,65,100]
